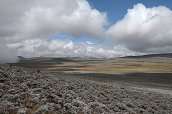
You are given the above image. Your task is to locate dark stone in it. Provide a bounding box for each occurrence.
[0,79,5,83]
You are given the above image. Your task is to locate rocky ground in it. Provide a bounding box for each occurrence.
[0,64,172,114]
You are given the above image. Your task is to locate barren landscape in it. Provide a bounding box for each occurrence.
[15,54,172,74]
[1,0,172,114]
[0,54,171,114]
[1,64,172,114]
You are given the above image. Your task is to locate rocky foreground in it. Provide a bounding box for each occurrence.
[0,64,172,114]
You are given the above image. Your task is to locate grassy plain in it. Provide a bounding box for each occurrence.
[47,57,172,74]
[11,56,172,90]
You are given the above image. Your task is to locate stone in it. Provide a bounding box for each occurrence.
[17,108,27,114]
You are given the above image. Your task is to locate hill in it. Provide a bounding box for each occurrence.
[18,56,74,63]
[122,53,172,59]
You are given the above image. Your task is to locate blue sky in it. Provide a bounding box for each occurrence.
[1,0,172,61]
[49,33,113,46]
[53,0,172,44]
[88,0,172,25]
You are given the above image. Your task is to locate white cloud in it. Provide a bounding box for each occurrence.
[108,3,172,53]
[0,44,18,63]
[8,39,137,58]
[0,0,107,63]
[0,1,172,63]
[2,0,107,42]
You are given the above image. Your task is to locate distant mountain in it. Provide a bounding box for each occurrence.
[17,56,27,62]
[17,56,74,63]
[17,53,172,63]
[122,53,172,58]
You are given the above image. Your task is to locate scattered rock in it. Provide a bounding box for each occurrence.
[0,64,172,114]
[17,108,27,114]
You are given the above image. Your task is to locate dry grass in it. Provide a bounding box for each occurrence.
[45,57,172,74]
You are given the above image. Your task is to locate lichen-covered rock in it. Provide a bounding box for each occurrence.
[0,64,172,114]
[17,108,27,114]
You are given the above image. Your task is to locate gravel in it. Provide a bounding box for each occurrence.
[0,64,172,114]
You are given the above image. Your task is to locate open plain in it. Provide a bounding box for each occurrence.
[1,55,170,113]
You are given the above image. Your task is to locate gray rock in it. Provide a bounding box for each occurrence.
[0,64,172,114]
[17,108,27,114]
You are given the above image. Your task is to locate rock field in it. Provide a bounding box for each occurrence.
[0,64,172,114]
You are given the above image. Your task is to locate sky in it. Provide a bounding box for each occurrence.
[88,0,172,25]
[0,0,172,63]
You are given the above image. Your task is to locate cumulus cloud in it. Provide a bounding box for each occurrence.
[8,39,137,58]
[1,0,107,42]
[108,3,172,53]
[1,1,172,63]
[0,0,107,63]
[0,44,18,63]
